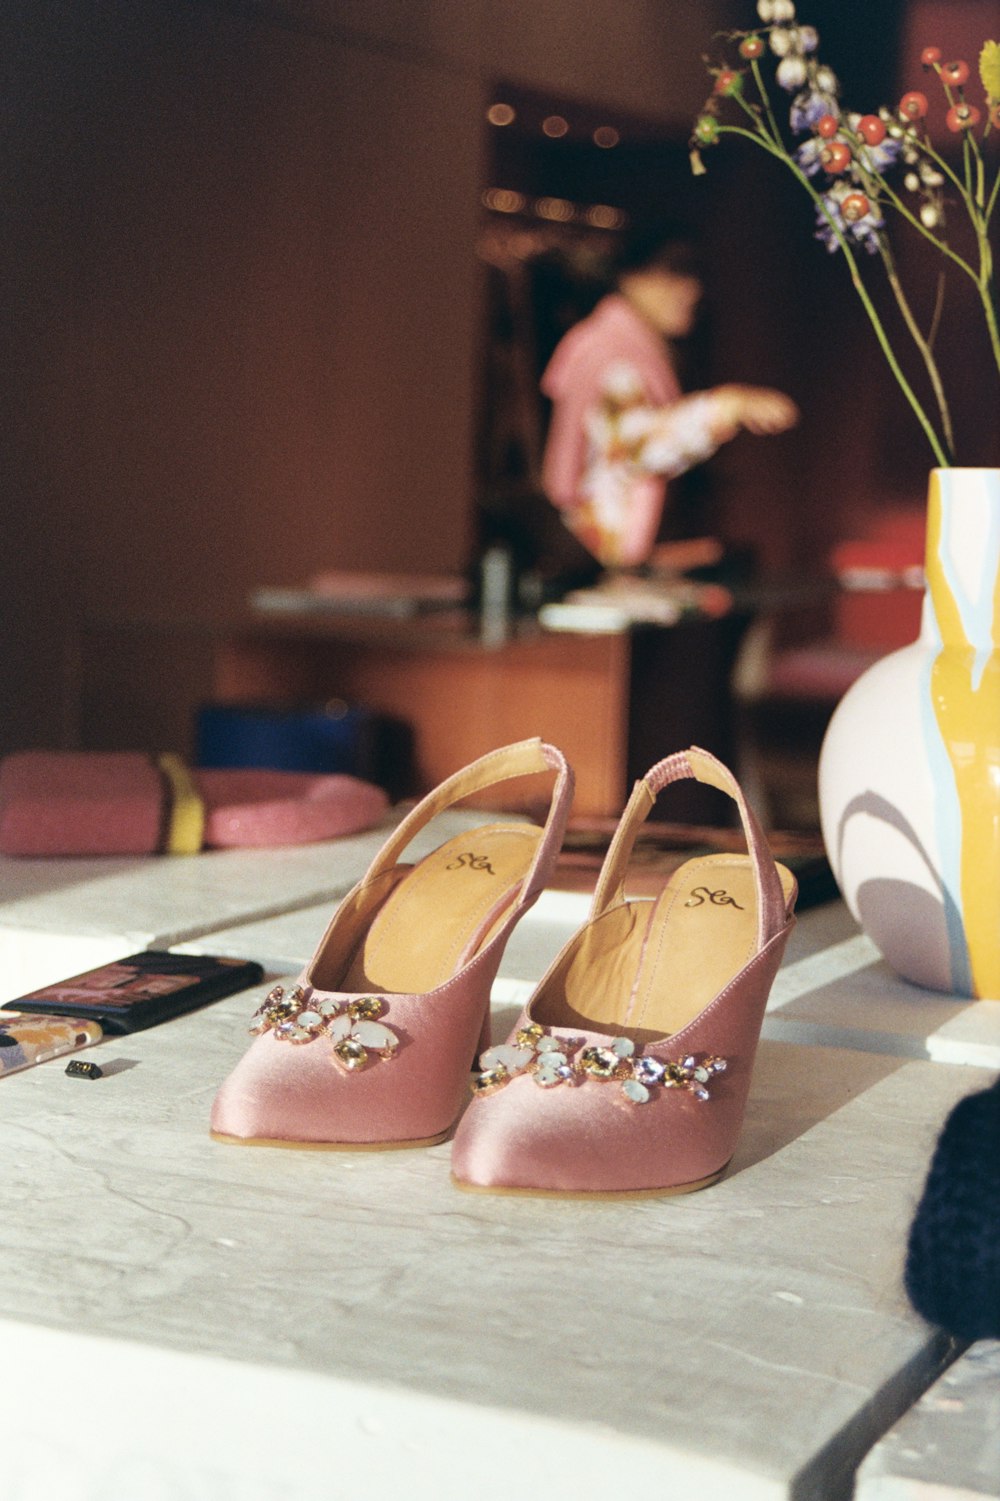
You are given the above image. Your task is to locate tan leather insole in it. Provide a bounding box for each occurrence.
[343,824,542,995]
[541,854,794,1043]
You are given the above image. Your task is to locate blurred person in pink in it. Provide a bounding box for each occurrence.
[540,227,799,568]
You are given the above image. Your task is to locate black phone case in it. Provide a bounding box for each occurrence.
[2,952,265,1033]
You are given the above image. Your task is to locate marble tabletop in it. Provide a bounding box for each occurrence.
[765,903,1000,1070]
[855,1340,1000,1499]
[0,970,988,1500]
[0,809,491,1006]
[1,824,995,1499]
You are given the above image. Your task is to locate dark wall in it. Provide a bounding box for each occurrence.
[4,0,483,752]
[3,0,995,758]
[2,0,740,755]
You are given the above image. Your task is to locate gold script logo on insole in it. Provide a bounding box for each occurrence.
[684,886,745,910]
[446,852,497,875]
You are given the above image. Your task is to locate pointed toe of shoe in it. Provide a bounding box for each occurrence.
[452,1068,735,1196]
[211,988,480,1147]
[211,1033,375,1144]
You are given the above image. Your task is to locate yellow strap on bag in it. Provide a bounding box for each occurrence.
[157,753,206,855]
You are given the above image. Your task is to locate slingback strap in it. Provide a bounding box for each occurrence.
[363,739,574,912]
[591,747,789,950]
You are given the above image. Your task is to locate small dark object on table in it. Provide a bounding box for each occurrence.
[65,1059,103,1080]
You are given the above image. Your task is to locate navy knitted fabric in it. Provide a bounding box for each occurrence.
[905,1075,1000,1340]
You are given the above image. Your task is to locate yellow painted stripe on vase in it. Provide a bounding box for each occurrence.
[157,753,206,855]
[925,471,1000,998]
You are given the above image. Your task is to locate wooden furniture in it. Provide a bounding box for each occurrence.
[213,614,631,817]
[78,609,749,819]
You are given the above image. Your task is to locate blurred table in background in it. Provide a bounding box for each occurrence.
[77,608,751,821]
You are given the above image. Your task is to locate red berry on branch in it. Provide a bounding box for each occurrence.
[941,60,970,87]
[820,141,852,174]
[856,114,886,146]
[739,35,764,60]
[991,103,1000,129]
[714,68,744,97]
[841,192,871,223]
[946,102,981,131]
[899,91,929,121]
[817,114,840,139]
[920,47,942,68]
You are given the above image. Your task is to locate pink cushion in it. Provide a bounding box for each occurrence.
[0,754,389,856]
[0,752,162,856]
[196,770,389,848]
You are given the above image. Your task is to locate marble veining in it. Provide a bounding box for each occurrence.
[0,969,988,1496]
[0,844,991,1498]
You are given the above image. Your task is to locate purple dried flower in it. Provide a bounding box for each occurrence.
[814,182,883,254]
[795,136,827,176]
[845,114,902,173]
[790,88,839,133]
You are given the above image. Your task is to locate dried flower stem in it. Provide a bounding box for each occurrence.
[893,136,1000,382]
[749,56,784,147]
[840,133,957,453]
[718,119,951,466]
[878,241,956,458]
[696,19,1000,464]
[927,270,946,352]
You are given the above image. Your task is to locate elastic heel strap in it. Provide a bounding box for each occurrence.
[365,739,573,909]
[591,747,787,948]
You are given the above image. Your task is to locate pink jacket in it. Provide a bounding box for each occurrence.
[540,294,681,511]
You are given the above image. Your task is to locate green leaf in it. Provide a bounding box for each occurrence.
[979,40,1000,104]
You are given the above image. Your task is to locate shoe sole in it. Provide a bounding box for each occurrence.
[449,1164,728,1199]
[210,1129,450,1151]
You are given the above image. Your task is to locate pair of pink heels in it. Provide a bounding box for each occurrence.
[211,738,797,1196]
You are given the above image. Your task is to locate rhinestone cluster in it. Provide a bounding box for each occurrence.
[250,984,399,1073]
[471,1021,726,1107]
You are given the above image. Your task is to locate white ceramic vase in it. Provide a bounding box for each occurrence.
[818,468,1000,999]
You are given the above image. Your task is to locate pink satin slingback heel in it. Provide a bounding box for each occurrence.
[451,747,797,1196]
[211,739,573,1150]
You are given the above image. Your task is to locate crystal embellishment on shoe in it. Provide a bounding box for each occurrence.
[579,1045,620,1078]
[452,746,797,1194]
[211,739,575,1149]
[248,985,400,1072]
[470,1027,726,1105]
[249,983,303,1034]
